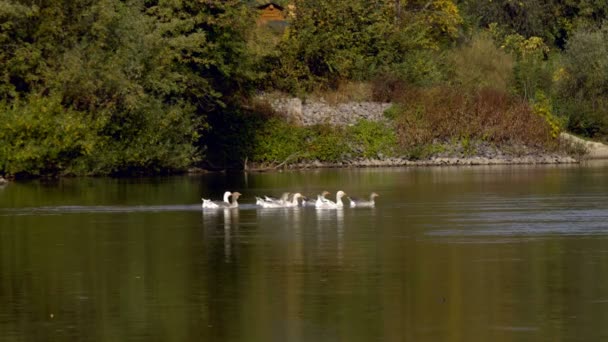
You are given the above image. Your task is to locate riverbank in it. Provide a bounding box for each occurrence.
[235,140,580,172]
[239,154,578,172]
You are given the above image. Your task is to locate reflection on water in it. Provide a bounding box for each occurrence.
[1,164,608,341]
[202,208,240,263]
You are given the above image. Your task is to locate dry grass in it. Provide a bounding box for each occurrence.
[394,86,554,149]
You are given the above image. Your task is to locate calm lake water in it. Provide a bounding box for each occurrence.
[2,162,608,341]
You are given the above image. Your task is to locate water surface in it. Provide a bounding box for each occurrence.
[1,163,608,341]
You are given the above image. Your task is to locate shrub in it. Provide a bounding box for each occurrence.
[250,117,306,163]
[346,120,397,158]
[393,86,554,149]
[448,32,514,93]
[532,91,563,139]
[87,98,201,175]
[0,95,96,176]
[0,94,200,177]
[555,24,608,140]
[305,124,351,162]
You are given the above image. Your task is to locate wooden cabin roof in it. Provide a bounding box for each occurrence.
[256,2,285,11]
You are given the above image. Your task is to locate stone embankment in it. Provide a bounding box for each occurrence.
[559,132,608,159]
[258,94,390,126]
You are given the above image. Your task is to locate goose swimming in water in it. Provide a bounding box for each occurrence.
[349,192,379,208]
[225,192,242,208]
[212,192,241,209]
[256,192,290,208]
[257,193,303,208]
[284,193,303,207]
[311,191,330,207]
[202,191,232,209]
[316,190,346,209]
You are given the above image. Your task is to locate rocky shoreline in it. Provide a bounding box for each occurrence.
[237,151,579,172]
[290,155,578,169]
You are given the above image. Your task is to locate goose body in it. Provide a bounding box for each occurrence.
[256,192,290,208]
[202,191,232,209]
[257,193,303,208]
[349,192,379,208]
[313,191,330,207]
[316,191,346,209]
[284,193,303,207]
[225,192,241,208]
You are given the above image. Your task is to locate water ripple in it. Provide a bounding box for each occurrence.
[0,204,203,215]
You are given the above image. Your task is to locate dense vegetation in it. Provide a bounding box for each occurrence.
[1,0,607,177]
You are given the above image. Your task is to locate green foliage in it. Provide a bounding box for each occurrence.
[460,0,608,49]
[448,31,514,92]
[0,95,96,176]
[0,93,200,177]
[347,120,397,158]
[501,33,553,100]
[532,91,562,139]
[88,99,201,175]
[0,2,43,100]
[306,125,351,162]
[383,104,402,120]
[555,24,608,139]
[206,101,399,167]
[271,0,460,92]
[0,0,253,176]
[251,117,306,163]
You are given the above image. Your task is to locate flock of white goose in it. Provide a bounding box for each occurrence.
[202,191,379,209]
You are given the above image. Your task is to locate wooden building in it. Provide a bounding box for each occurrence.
[257,2,285,25]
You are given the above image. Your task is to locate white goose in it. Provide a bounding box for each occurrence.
[202,191,232,209]
[214,192,241,209]
[284,193,304,207]
[349,192,379,208]
[311,191,330,207]
[256,192,290,208]
[257,193,303,208]
[316,190,347,209]
[225,192,242,208]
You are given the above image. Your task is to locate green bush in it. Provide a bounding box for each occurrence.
[305,125,351,162]
[213,107,397,167]
[87,99,201,175]
[251,117,306,163]
[346,120,397,158]
[556,24,608,139]
[448,32,514,93]
[0,95,96,176]
[0,94,200,177]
